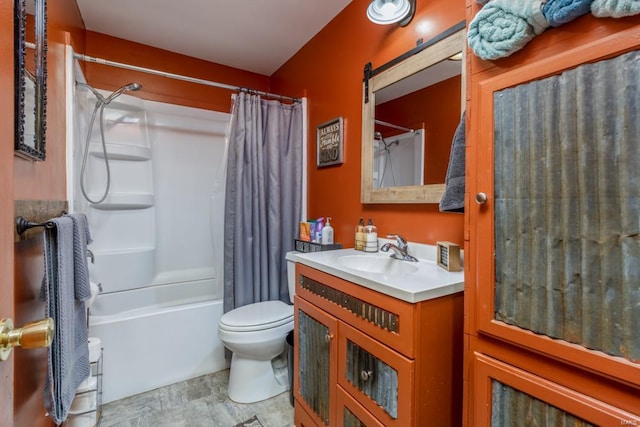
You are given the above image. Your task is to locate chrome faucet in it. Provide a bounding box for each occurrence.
[380,235,418,262]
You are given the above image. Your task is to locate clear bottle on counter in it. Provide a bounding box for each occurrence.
[321,217,334,245]
[364,219,378,252]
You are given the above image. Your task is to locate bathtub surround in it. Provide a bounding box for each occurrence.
[70,58,231,403]
[223,93,303,312]
[41,215,92,424]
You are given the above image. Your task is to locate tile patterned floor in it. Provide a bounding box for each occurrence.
[98,369,294,427]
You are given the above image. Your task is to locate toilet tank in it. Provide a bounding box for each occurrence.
[285,251,299,304]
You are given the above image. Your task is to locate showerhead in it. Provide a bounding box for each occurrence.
[104,82,142,104]
[77,81,142,105]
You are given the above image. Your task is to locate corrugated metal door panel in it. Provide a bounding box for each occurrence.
[493,49,640,362]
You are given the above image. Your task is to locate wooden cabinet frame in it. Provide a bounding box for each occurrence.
[294,296,338,427]
[336,386,386,427]
[472,352,640,425]
[294,263,464,426]
[469,23,640,388]
[337,321,414,426]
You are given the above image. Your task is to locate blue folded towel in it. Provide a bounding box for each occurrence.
[41,216,91,425]
[591,0,640,17]
[440,113,466,213]
[543,0,594,26]
[468,0,550,60]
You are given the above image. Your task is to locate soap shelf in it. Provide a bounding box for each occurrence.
[295,239,342,253]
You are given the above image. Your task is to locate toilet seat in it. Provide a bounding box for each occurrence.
[219,300,293,332]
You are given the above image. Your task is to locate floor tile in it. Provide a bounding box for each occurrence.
[99,369,293,427]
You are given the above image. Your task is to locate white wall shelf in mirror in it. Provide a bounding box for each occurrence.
[361,21,466,204]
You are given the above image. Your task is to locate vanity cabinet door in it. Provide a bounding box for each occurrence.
[294,296,338,427]
[337,386,385,427]
[472,352,640,426]
[337,321,414,427]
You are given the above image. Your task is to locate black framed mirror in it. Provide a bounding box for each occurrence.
[15,0,47,161]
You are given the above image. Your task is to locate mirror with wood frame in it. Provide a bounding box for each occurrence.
[361,22,465,204]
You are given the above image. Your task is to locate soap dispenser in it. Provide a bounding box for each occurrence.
[321,217,334,245]
[364,219,378,253]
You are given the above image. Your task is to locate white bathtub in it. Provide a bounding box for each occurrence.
[89,279,229,404]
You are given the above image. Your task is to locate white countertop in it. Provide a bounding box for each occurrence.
[287,240,464,303]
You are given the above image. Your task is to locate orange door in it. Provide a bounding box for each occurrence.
[1,2,51,425]
[1,0,16,422]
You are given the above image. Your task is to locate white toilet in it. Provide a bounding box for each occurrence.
[217,252,298,403]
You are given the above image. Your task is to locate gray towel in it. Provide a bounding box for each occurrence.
[69,213,93,302]
[439,113,466,213]
[41,216,91,425]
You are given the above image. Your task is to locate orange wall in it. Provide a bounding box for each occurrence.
[13,0,84,201]
[271,0,466,246]
[82,31,270,113]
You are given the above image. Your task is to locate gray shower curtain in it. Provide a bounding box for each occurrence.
[223,92,303,313]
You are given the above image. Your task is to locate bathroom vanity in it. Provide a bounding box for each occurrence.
[289,247,464,426]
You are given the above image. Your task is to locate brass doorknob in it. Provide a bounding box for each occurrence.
[0,318,54,361]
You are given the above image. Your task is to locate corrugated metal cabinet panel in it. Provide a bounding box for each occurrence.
[472,353,640,426]
[472,27,640,389]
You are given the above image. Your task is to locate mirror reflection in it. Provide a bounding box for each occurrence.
[361,24,465,204]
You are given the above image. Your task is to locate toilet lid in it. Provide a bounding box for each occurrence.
[219,300,293,332]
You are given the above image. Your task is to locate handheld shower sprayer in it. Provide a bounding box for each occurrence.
[77,81,143,204]
[104,82,142,104]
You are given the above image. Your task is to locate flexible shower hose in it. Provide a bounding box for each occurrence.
[80,99,111,204]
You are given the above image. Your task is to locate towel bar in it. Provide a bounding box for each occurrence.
[15,211,68,235]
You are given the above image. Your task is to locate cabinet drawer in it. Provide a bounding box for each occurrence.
[338,321,414,427]
[296,263,417,358]
[337,386,385,427]
[473,352,640,426]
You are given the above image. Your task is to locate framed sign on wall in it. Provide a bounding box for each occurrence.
[317,117,343,167]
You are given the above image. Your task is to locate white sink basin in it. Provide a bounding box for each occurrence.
[287,246,465,303]
[337,254,419,275]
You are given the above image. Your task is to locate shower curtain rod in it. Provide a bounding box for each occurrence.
[374,119,414,133]
[73,52,301,103]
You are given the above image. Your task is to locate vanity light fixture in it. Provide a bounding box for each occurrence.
[367,0,416,26]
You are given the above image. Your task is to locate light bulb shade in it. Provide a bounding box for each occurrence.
[367,0,415,26]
